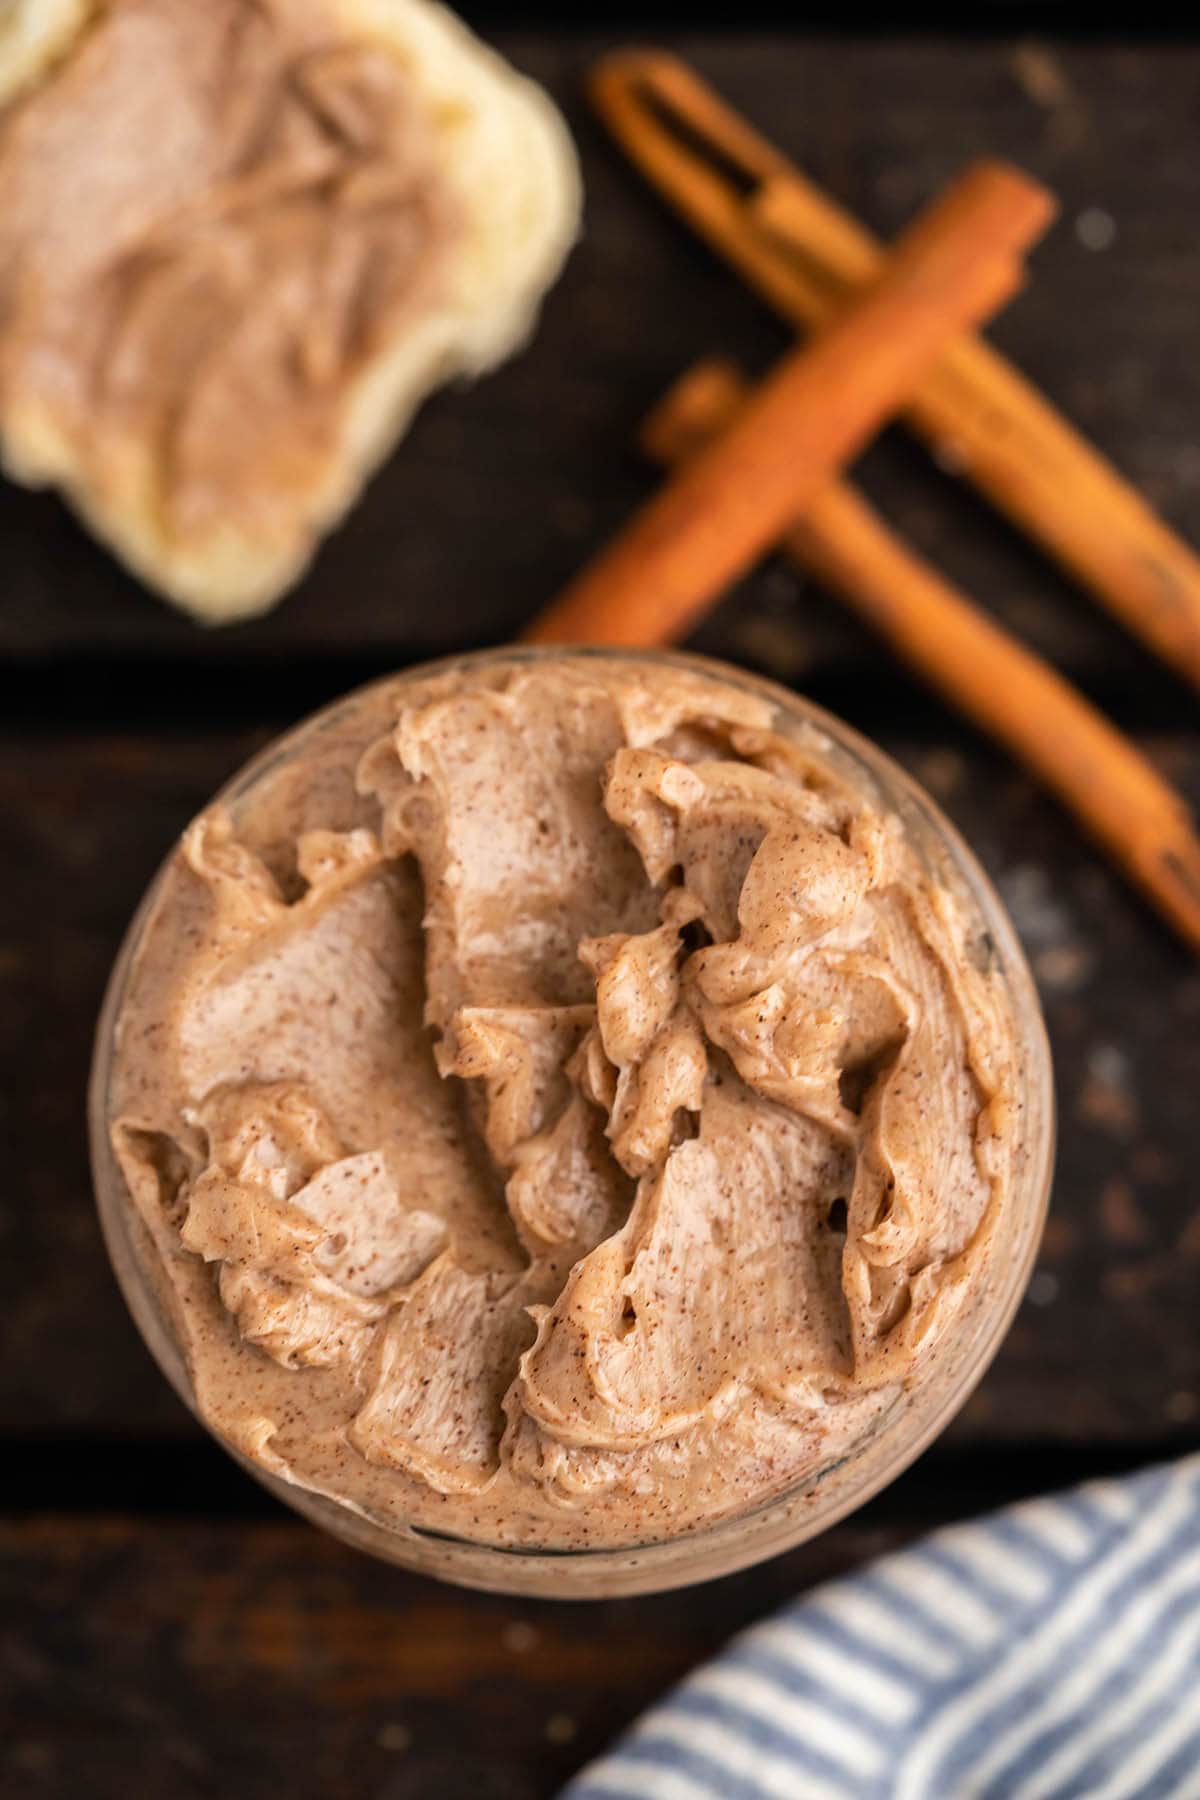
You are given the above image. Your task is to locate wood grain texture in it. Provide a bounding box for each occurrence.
[0,1513,889,1800]
[0,1471,1138,1800]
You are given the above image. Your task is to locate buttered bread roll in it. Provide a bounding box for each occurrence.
[0,0,579,621]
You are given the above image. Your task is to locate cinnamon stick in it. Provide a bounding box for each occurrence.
[589,50,1200,690]
[641,359,1200,954]
[524,161,1054,648]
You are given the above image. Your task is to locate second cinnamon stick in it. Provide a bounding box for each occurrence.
[641,359,1200,955]
[524,160,1055,648]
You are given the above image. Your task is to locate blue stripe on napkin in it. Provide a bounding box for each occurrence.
[565,1455,1200,1800]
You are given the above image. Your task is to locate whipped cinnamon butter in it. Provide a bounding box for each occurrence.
[0,0,458,547]
[108,655,1021,1549]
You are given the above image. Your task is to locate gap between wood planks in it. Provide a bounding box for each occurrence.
[3,654,1196,739]
[2,1437,1193,1519]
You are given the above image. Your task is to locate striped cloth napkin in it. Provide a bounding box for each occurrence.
[565,1455,1200,1800]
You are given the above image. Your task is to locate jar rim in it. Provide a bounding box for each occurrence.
[89,645,1055,1598]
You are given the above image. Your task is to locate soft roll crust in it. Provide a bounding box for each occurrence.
[0,0,579,621]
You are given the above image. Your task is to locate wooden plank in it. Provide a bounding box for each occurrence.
[0,1444,1179,1799]
[0,732,273,1441]
[0,1484,1065,1799]
[2,36,1200,700]
[3,721,1198,1455]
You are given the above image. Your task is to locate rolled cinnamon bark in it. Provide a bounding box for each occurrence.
[524,160,1055,649]
[641,357,1200,955]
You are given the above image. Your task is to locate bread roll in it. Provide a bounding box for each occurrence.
[0,0,580,622]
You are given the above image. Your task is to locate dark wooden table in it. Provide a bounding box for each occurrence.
[4,29,1199,1800]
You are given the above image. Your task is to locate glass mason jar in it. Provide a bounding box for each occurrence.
[89,647,1054,1598]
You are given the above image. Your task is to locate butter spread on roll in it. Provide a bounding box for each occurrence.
[108,657,1021,1551]
[0,0,579,620]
